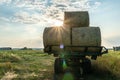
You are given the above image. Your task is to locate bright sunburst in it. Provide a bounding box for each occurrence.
[54,20,63,27]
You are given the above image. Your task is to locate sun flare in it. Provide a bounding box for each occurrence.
[54,20,63,27]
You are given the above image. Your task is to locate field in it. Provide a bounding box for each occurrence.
[0,50,120,80]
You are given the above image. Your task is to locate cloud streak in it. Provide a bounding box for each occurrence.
[0,0,101,25]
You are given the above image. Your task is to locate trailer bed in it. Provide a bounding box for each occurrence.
[44,46,108,57]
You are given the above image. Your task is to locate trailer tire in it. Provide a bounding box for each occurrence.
[53,74,58,80]
[82,58,91,74]
[54,58,63,74]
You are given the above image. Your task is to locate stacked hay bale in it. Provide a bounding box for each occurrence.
[43,11,101,52]
[63,11,89,28]
[71,27,101,52]
[43,27,71,52]
[72,27,101,46]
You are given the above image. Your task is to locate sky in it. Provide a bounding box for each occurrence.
[0,0,120,48]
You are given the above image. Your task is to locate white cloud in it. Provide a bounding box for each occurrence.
[25,26,37,34]
[0,17,10,22]
[12,11,41,24]
[0,0,102,48]
[93,2,101,9]
[0,0,11,4]
[0,0,102,25]
[4,0,101,25]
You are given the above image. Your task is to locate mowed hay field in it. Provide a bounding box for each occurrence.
[0,50,54,80]
[0,50,120,80]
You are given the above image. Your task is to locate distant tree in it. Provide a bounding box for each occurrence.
[20,47,32,50]
[23,47,27,50]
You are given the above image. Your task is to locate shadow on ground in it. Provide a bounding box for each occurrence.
[52,61,120,80]
[85,61,120,80]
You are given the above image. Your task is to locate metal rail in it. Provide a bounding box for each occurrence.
[44,45,108,56]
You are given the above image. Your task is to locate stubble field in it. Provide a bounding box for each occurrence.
[0,50,120,80]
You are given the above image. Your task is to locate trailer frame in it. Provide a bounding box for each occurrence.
[45,46,108,80]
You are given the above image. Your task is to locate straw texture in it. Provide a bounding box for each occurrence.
[72,27,101,46]
[43,27,71,47]
[63,11,89,28]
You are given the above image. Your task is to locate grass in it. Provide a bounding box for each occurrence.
[86,50,120,80]
[0,50,120,80]
[0,50,54,80]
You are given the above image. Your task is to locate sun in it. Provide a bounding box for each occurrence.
[54,20,63,27]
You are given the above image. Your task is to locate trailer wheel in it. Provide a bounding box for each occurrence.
[54,58,63,74]
[53,74,58,80]
[82,58,91,74]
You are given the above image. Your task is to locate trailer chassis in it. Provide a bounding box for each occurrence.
[44,46,108,80]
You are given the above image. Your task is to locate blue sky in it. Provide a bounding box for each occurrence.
[0,0,120,48]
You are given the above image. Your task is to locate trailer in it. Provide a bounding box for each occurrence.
[43,11,108,80]
[44,45,108,79]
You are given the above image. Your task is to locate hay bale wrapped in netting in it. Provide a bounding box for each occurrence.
[63,11,89,28]
[43,27,71,49]
[72,27,101,46]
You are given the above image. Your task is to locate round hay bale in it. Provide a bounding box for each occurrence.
[72,27,101,46]
[43,27,71,48]
[63,11,89,28]
[43,27,101,52]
